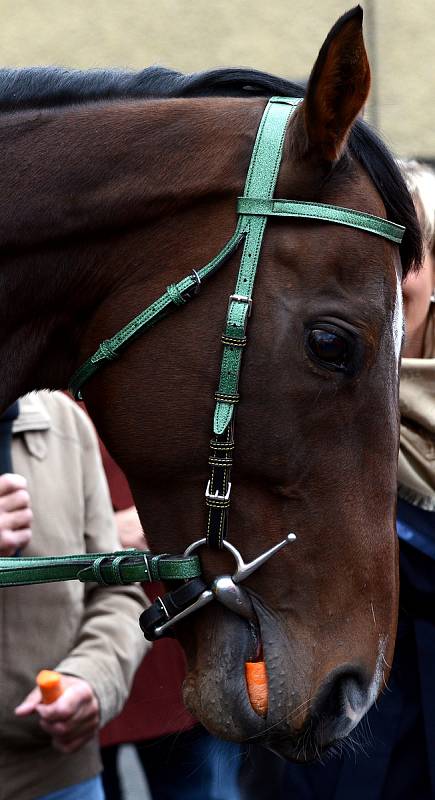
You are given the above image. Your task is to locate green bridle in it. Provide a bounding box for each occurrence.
[0,97,405,640]
[69,95,404,555]
[70,97,404,402]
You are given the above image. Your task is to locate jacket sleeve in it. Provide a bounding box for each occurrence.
[54,407,150,726]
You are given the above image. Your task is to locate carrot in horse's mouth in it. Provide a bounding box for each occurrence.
[245,659,268,717]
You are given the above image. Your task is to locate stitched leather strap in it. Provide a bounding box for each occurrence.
[237,197,405,243]
[0,550,201,587]
[139,578,207,641]
[69,228,245,398]
[205,97,300,547]
[213,98,300,436]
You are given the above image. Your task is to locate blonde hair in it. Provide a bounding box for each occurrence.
[397,159,435,251]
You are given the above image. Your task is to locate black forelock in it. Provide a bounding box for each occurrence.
[0,65,422,275]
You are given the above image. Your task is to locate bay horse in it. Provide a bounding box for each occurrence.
[0,7,422,759]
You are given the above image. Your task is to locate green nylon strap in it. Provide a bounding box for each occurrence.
[237,197,405,244]
[0,550,201,588]
[69,227,245,398]
[213,97,300,434]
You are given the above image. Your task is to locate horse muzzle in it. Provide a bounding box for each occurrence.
[180,592,381,761]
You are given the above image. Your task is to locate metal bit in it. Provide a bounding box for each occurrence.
[153,532,296,637]
[212,575,255,620]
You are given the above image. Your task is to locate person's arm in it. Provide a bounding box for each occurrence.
[52,411,149,726]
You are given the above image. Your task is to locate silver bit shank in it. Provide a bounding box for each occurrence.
[153,533,296,636]
[212,575,255,620]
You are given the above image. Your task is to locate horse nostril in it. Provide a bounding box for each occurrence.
[312,666,369,737]
[342,674,369,722]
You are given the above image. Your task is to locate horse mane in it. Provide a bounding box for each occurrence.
[0,65,422,274]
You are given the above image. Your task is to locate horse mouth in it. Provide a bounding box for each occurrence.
[181,595,294,744]
[180,594,379,761]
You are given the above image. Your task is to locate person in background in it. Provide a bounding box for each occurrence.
[0,391,148,800]
[97,440,242,800]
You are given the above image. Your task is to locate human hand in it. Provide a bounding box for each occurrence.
[15,674,100,753]
[115,505,149,550]
[0,473,32,556]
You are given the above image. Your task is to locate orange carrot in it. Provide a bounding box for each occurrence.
[245,661,268,717]
[36,670,63,704]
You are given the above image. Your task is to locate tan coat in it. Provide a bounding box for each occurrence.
[398,305,435,511]
[0,392,149,800]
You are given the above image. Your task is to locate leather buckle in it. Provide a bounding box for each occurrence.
[228,294,253,317]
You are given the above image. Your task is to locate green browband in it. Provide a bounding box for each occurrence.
[236,197,405,243]
[69,96,405,401]
[0,550,201,587]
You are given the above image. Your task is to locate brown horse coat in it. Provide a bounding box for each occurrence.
[0,7,423,758]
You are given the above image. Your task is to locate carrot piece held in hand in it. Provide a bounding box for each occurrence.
[245,661,268,717]
[36,670,63,704]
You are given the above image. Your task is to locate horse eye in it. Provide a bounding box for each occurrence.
[307,328,350,370]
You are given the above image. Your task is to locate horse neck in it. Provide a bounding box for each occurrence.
[0,97,258,407]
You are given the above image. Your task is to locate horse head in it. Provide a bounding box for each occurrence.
[0,7,422,759]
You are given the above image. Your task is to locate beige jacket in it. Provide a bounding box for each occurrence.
[0,392,149,800]
[398,305,435,511]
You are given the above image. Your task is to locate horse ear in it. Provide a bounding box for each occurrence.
[302,5,370,162]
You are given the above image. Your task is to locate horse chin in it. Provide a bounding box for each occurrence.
[180,597,382,760]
